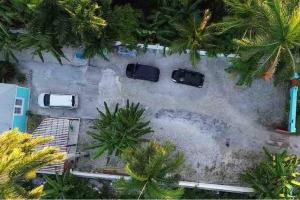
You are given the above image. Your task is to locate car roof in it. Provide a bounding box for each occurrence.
[133,64,160,81]
[185,72,203,84]
[174,69,204,86]
[49,94,73,107]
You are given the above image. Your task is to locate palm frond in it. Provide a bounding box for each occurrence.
[114,141,185,199]
[222,0,300,85]
[88,101,152,159]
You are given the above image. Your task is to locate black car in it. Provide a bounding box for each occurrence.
[172,69,205,88]
[126,63,160,82]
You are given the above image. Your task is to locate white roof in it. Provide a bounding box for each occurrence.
[0,84,17,132]
[50,94,73,107]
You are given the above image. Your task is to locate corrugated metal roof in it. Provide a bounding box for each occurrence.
[33,118,70,175]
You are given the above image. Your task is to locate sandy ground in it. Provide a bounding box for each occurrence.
[16,49,300,185]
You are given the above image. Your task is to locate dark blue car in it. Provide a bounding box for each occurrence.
[172,69,205,88]
[126,63,160,82]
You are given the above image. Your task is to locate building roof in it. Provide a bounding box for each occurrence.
[0,83,16,133]
[33,118,71,175]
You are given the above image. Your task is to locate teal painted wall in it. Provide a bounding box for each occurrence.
[13,87,30,132]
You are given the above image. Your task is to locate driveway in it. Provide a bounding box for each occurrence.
[18,51,299,185]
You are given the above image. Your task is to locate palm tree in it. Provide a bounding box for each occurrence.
[170,9,213,67]
[82,0,141,59]
[213,0,264,36]
[106,4,141,47]
[148,0,212,66]
[43,173,75,199]
[148,0,203,46]
[18,33,66,65]
[0,129,64,199]
[88,100,153,161]
[60,0,106,45]
[0,0,29,26]
[243,147,300,199]
[0,25,17,61]
[42,172,103,199]
[114,141,185,199]
[0,0,24,61]
[218,0,300,85]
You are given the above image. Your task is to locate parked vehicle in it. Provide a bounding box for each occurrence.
[171,69,205,88]
[126,63,160,82]
[117,46,137,58]
[38,93,79,109]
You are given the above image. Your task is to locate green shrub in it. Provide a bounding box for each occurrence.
[243,147,300,199]
[0,61,17,83]
[16,72,27,84]
[42,172,111,199]
[27,111,43,133]
[182,187,253,199]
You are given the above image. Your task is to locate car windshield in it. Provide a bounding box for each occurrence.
[72,96,75,106]
[44,94,50,106]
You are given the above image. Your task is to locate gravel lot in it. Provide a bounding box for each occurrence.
[17,49,300,185]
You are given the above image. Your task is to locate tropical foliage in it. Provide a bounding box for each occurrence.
[114,141,185,199]
[219,0,300,85]
[42,172,104,199]
[147,0,203,46]
[243,147,300,199]
[82,0,141,59]
[147,0,213,66]
[0,0,144,62]
[182,187,253,199]
[0,0,223,66]
[2,0,300,82]
[21,0,107,62]
[170,9,213,66]
[88,101,153,160]
[0,25,17,61]
[0,0,25,61]
[0,61,17,82]
[0,129,64,199]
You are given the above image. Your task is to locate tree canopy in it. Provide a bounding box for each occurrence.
[114,141,185,199]
[0,129,64,199]
[219,0,300,85]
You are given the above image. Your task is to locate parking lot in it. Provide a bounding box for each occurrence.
[18,50,300,185]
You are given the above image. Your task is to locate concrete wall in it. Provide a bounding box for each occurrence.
[70,169,255,194]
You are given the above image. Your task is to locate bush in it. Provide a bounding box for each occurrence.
[243,147,300,199]
[182,187,253,199]
[16,72,27,84]
[0,61,17,83]
[42,172,111,199]
[27,111,43,133]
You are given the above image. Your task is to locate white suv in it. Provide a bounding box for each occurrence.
[38,93,79,109]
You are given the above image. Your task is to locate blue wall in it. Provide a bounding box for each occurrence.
[13,87,30,132]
